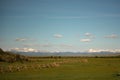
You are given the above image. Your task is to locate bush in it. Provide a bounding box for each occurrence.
[0,48,29,63]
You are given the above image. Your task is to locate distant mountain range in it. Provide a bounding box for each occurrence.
[13,51,120,57]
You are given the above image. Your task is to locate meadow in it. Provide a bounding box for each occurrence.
[0,57,120,80]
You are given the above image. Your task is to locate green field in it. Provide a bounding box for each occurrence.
[0,57,120,80]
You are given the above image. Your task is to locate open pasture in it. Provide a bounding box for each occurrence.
[0,57,120,80]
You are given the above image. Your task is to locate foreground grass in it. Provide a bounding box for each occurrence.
[0,58,120,80]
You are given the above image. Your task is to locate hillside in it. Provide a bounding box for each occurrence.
[0,48,29,63]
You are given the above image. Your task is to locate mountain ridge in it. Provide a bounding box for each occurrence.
[13,51,120,57]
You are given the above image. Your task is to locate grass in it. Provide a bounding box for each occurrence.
[0,57,120,80]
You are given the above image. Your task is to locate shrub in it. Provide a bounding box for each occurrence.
[0,48,29,63]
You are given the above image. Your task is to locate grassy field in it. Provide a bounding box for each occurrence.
[0,57,120,80]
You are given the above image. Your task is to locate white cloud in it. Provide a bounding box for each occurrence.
[84,32,94,38]
[10,47,120,53]
[54,34,63,38]
[88,49,100,52]
[85,33,92,36]
[88,48,120,53]
[10,48,38,52]
[104,34,118,39]
[80,38,91,42]
[15,38,27,42]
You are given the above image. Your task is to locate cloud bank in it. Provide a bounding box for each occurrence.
[88,48,120,53]
[104,34,118,39]
[10,48,38,52]
[15,38,27,42]
[54,34,63,38]
[80,38,91,42]
[84,32,95,38]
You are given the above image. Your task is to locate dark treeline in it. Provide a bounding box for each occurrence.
[29,55,120,59]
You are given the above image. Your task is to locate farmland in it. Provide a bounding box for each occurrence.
[0,57,120,80]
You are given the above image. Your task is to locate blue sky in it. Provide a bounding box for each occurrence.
[0,0,120,52]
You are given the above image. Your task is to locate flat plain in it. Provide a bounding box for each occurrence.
[0,57,120,80]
